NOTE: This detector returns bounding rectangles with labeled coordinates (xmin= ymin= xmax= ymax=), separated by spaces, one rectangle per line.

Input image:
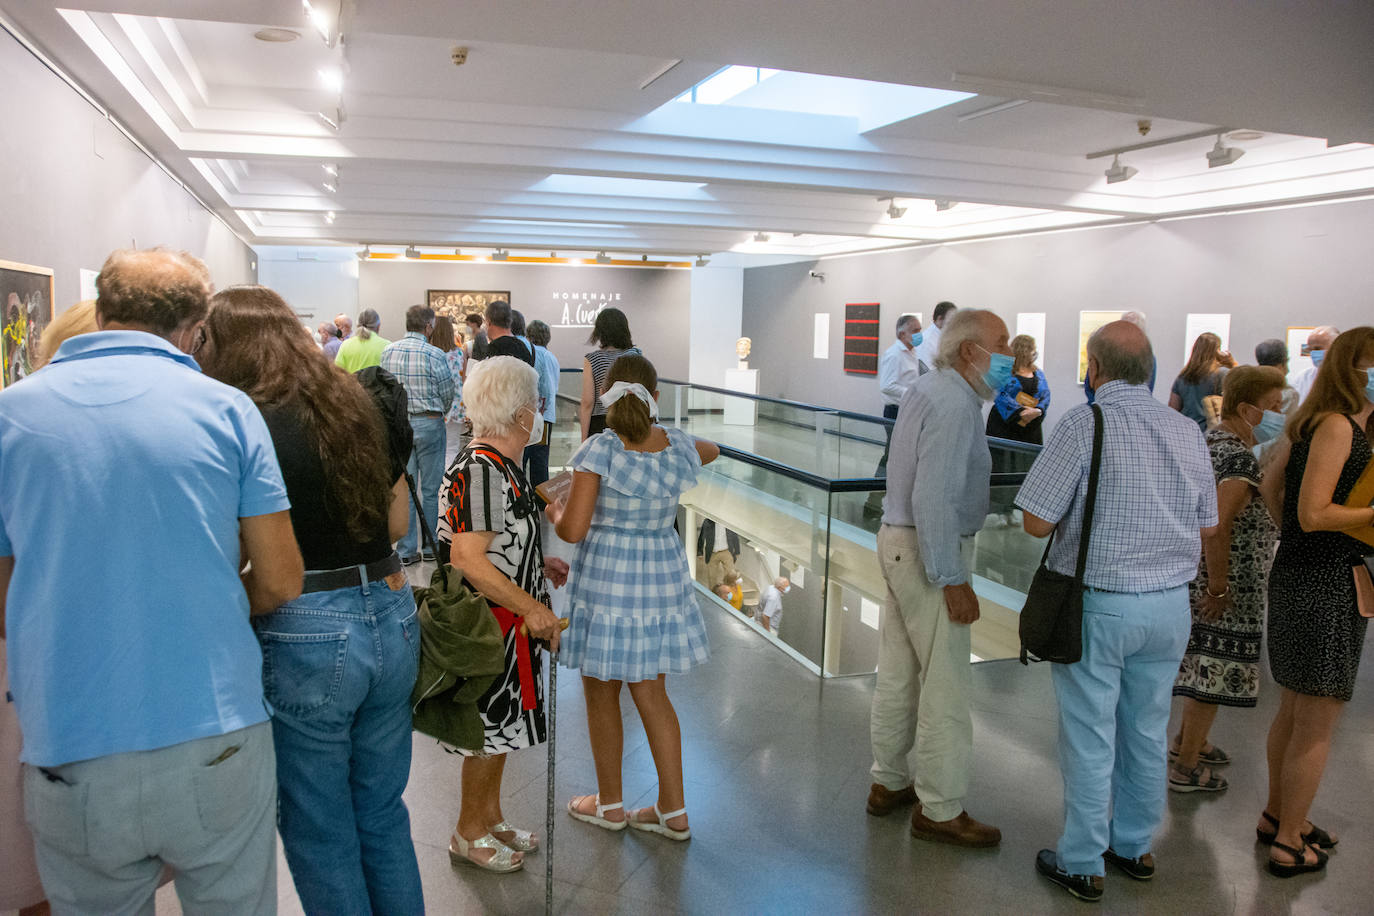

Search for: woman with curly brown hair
xmin=199 ymin=286 xmax=423 ymax=912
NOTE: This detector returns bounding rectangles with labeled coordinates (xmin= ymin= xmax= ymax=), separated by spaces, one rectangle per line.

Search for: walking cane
xmin=544 ymin=644 xmax=557 ymax=916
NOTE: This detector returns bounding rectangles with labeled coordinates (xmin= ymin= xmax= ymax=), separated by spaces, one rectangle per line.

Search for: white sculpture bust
xmin=736 ymin=336 xmax=752 ymax=369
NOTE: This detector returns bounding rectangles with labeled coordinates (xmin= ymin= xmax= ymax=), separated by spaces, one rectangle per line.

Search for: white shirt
xmin=914 ymin=323 xmax=942 ymax=370
xmin=1289 ymin=365 xmax=1318 ymax=403
xmin=760 ymin=585 xmax=784 ymax=631
xmin=713 ymin=527 xmax=731 ymax=555
xmin=878 ymin=339 xmax=923 ymax=407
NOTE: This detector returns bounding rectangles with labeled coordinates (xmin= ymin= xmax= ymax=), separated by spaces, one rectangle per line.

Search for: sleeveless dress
xmin=437 ymin=443 xmax=548 ymax=753
xmin=1266 ymin=417 xmax=1372 ymax=701
xmin=1173 ymin=428 xmax=1278 ymax=706
xmin=560 ymin=427 xmax=710 ymax=682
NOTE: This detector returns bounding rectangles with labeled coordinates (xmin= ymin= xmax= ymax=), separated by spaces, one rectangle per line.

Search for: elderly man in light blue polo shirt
xmin=0 ymin=248 xmax=303 ymax=915
xmin=1018 ymin=320 xmax=1216 ymax=902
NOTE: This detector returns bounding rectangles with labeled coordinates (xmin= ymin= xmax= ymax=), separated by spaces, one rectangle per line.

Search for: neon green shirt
xmin=334 ymin=332 xmax=390 ymax=372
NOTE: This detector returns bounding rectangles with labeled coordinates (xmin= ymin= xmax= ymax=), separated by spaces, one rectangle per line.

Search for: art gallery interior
xmin=1 ymin=0 xmax=1372 ymax=913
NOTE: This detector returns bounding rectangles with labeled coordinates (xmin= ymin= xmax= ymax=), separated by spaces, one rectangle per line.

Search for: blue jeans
xmin=1052 ymin=586 xmax=1190 ymax=876
xmin=254 ymin=575 xmax=424 ymax=916
xmin=399 ymin=414 xmax=447 ymax=558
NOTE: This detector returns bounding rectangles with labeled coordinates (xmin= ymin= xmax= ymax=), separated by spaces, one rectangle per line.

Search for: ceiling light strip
xmin=1086 ymin=127 xmax=1235 ymax=160
xmin=0 ymin=10 xmax=253 ymax=249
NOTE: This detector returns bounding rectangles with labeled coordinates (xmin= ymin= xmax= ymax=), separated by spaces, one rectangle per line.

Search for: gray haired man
xmin=866 ymin=308 xmax=1011 ymax=849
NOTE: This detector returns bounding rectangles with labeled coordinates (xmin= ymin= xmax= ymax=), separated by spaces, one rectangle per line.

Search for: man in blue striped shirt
xmin=381 ymin=304 xmax=455 ymax=564
xmin=1017 ymin=320 xmax=1217 ymax=901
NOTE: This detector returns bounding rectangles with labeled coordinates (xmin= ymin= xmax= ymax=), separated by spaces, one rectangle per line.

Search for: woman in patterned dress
xmin=437 ymin=356 xmax=569 ymax=874
xmin=550 ymin=354 xmax=718 ymax=840
xmin=1169 ymin=367 xmax=1286 ymax=792
xmin=427 ymin=315 xmax=466 ymax=425
xmin=1256 ymin=327 xmax=1374 ymax=878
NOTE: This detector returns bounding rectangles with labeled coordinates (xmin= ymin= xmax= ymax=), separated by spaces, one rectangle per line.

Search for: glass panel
xmin=833 ymin=413 xmax=891 ymax=480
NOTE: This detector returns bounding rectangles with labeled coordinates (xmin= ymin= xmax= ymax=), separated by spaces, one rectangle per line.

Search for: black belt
xmin=412 ymin=410 xmax=443 ymax=418
xmin=301 ymin=553 xmax=403 ymax=594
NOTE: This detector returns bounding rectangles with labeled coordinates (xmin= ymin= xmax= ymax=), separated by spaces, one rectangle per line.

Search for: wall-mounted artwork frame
xmin=1077 ymin=310 xmax=1123 ymax=383
xmin=1 ymin=259 xmax=56 ymax=389
xmin=426 ymin=289 xmax=511 ymax=323
xmin=843 ymin=302 xmax=880 ymax=375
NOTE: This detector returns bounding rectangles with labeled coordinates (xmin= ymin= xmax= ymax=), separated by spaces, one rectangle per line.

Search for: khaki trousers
xmin=706 ymin=550 xmax=739 ymax=590
xmin=868 ymin=524 xmax=973 ymax=822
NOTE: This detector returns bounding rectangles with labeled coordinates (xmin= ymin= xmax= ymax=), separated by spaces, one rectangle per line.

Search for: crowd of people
xmin=1 ymin=244 xmax=1370 ymax=913
xmin=868 ymin=306 xmax=1373 ymax=901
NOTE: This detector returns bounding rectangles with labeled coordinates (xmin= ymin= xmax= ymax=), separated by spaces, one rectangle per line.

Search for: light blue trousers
xmin=1052 ymin=586 xmax=1190 ymax=876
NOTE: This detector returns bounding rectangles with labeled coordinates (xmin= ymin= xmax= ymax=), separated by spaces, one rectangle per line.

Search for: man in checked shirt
xmin=1017 ymin=320 xmax=1217 ymax=902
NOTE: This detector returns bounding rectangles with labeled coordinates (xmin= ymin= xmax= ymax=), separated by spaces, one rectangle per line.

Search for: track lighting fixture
xmin=1104 ymin=155 xmax=1138 ymax=184
xmin=322 ymin=180 xmax=336 ymax=193
xmin=491 ymin=250 xmax=508 ymax=261
xmin=1205 ymin=134 xmax=1245 ymax=168
xmin=315 ymin=110 xmax=340 ymax=131
xmin=404 ymin=245 xmax=421 ymax=259
xmin=753 ymin=232 xmax=771 ymax=242
xmin=322 ymin=163 xmax=338 ymax=178
xmin=301 ymin=0 xmax=333 ymax=45
xmin=695 ymin=255 xmax=709 ymax=267
xmin=934 ymin=199 xmax=958 ymax=212
xmin=357 ymin=245 xmax=370 ymax=260
xmin=884 ymin=199 xmax=907 ymax=219
xmin=324 ymin=211 xmax=335 ymax=223
xmin=595 ymin=251 xmax=612 ymax=264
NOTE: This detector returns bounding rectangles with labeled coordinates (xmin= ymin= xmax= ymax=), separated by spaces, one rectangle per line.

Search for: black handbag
xmin=1019 ymin=404 xmax=1104 ymax=665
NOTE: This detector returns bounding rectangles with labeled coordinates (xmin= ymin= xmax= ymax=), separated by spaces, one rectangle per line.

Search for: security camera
xmin=451 ymin=46 xmax=469 ymax=66
xmin=809 ymin=270 xmax=826 ymax=281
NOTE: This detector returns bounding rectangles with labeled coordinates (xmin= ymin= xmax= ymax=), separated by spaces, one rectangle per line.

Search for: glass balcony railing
xmin=551 ymin=368 xmax=1045 ymax=676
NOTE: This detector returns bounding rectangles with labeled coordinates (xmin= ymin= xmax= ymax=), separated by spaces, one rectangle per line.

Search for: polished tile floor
xmin=154 ymin=589 xmax=1372 ymax=915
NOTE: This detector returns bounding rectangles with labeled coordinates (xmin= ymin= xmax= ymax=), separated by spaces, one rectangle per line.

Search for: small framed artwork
xmin=427 ymin=290 xmax=511 ymax=322
xmin=0 ymin=259 xmax=56 ymax=389
xmin=843 ymin=302 xmax=880 ymax=375
xmin=1077 ymin=310 xmax=1122 ymax=383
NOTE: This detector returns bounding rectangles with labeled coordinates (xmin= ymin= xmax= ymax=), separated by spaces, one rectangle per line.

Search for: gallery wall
xmin=742 ymin=197 xmax=1374 ymax=430
xmin=0 ymin=31 xmax=255 ymax=310
xmin=356 ymin=259 xmax=695 ymax=378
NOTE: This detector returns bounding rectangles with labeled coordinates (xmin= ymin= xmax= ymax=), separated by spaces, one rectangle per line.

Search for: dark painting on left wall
xmin=0 ymin=260 xmax=55 ymax=389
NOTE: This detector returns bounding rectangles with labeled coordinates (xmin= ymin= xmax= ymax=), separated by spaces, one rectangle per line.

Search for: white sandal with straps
xmin=628 ymin=803 xmax=691 ymax=841
xmin=490 ymin=820 xmax=539 ymax=853
xmin=449 ymin=832 xmax=524 ymax=873
xmin=567 ymin=794 xmax=628 ymax=832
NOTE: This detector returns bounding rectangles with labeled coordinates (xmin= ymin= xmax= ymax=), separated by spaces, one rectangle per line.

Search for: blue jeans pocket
xmin=259 ymin=630 xmax=349 ymax=718
xmin=23 ymin=765 xmax=88 ymax=856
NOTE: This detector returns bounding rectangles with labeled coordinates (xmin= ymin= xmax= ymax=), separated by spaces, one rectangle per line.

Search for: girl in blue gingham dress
xmin=552 ymin=353 xmax=718 ymax=840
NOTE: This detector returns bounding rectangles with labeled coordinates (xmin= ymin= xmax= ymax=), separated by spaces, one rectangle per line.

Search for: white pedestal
xmin=723 ymin=368 xmax=758 ymax=425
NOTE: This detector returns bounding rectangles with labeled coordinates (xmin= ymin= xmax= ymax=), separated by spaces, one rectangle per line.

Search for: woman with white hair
xmin=436 ymin=356 xmax=569 ymax=873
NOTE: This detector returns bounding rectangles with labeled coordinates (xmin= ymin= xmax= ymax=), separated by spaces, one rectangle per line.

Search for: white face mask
xmin=519 ymin=406 xmax=544 ymax=446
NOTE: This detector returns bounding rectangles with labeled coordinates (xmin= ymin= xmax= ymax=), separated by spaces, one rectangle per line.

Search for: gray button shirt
xmin=881 ymin=367 xmax=991 ymax=586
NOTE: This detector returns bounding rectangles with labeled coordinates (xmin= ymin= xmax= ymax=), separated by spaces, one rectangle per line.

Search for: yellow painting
xmin=1077 ymin=310 xmax=1123 ymax=383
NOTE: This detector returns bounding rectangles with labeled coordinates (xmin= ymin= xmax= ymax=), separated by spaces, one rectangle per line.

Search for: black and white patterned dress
xmin=1267 ymin=417 xmax=1372 ymax=701
xmin=437 ymin=443 xmax=548 ymax=754
xmin=1174 ymin=428 xmax=1277 ymax=706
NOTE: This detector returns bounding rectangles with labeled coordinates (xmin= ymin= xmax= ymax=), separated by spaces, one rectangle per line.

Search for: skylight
xmin=670 ymin=66 xmax=974 ymax=132
xmin=531 ymin=174 xmax=708 ymax=198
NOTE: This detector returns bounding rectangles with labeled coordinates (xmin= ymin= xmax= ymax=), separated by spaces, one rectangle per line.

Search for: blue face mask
xmin=908 ymin=331 xmax=924 ymax=349
xmin=976 ymin=345 xmax=1015 ymax=393
xmin=1252 ymin=409 xmax=1286 ymax=445
xmin=1310 ymin=349 xmax=1326 ymax=368
xmin=1365 ymin=367 xmax=1374 ymax=405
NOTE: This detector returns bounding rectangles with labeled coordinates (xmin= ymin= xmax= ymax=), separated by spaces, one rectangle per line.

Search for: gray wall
xmin=357 ymin=260 xmax=692 ymax=378
xmin=0 ymin=30 xmax=255 ymax=308
xmin=743 ymin=198 xmax=1374 ymax=431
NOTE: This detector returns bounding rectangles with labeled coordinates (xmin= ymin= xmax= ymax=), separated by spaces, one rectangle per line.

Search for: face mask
xmin=1365 ymin=367 xmax=1374 ymax=405
xmin=518 ymin=407 xmax=543 ymax=446
xmin=976 ymin=344 xmax=1015 ymax=393
xmin=908 ymin=332 xmax=923 ymax=349
xmin=1252 ymin=409 xmax=1285 ymax=445
xmin=1310 ymin=349 xmax=1325 ymax=368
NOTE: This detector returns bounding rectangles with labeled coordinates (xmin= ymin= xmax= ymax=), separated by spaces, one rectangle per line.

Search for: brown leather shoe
xmin=910 ymin=810 xmax=1001 ymax=848
xmin=866 ymin=783 xmax=918 ymax=817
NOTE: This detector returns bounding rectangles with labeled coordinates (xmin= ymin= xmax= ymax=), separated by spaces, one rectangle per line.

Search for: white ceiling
xmin=3 ymin=0 xmax=1373 ymax=261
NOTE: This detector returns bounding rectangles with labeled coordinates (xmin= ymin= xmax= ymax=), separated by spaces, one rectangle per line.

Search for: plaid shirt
xmin=1015 ymin=380 xmax=1218 ymax=592
xmin=380 ymin=332 xmax=455 ymax=415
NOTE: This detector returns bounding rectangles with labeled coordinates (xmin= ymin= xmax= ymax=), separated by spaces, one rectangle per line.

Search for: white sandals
xmin=449 ymin=832 xmax=524 ymax=873
xmin=490 ymin=820 xmax=539 ymax=853
xmin=567 ymin=794 xmax=628 ymax=832
xmin=628 ymin=803 xmax=691 ymax=841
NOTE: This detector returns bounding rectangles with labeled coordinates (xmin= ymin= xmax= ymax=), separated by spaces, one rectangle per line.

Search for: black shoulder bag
xmin=1018 ymin=404 xmax=1103 ymax=665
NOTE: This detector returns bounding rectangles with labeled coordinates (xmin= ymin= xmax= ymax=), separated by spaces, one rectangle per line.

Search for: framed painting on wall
xmin=1 ymin=259 xmax=56 ymax=389
xmin=426 ymin=289 xmax=511 ymax=323
xmin=843 ymin=302 xmax=880 ymax=375
xmin=1077 ymin=310 xmax=1123 ymax=383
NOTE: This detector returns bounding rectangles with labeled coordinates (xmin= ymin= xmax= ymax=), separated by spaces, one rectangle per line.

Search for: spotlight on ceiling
xmin=404 ymin=245 xmax=421 ymax=259
xmin=324 ymin=211 xmax=335 ymax=223
xmin=1206 ymin=134 xmax=1245 ymax=168
xmin=753 ymin=232 xmax=771 ymax=242
xmin=315 ymin=110 xmax=340 ymax=131
xmin=491 ymin=249 xmax=509 ymax=261
xmin=883 ymin=198 xmax=907 ymax=219
xmin=317 ymin=67 xmax=343 ymax=93
xmin=595 ymin=251 xmax=612 ymax=264
xmin=357 ymin=245 xmax=370 ymax=260
xmin=695 ymin=255 xmax=709 ymax=267
xmin=322 ymin=180 xmax=337 ymax=193
xmin=1104 ymin=155 xmax=1138 ymax=184
xmin=934 ymin=199 xmax=958 ymax=212
xmin=322 ymin=163 xmax=338 ymax=178
xmin=301 ymin=0 xmax=331 ymax=44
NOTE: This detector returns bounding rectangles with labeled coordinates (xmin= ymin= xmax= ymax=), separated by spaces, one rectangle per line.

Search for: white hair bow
xmin=599 ymin=381 xmax=658 ymax=418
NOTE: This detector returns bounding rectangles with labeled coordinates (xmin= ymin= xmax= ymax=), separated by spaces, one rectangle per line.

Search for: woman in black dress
xmin=1258 ymin=326 xmax=1374 ymax=878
